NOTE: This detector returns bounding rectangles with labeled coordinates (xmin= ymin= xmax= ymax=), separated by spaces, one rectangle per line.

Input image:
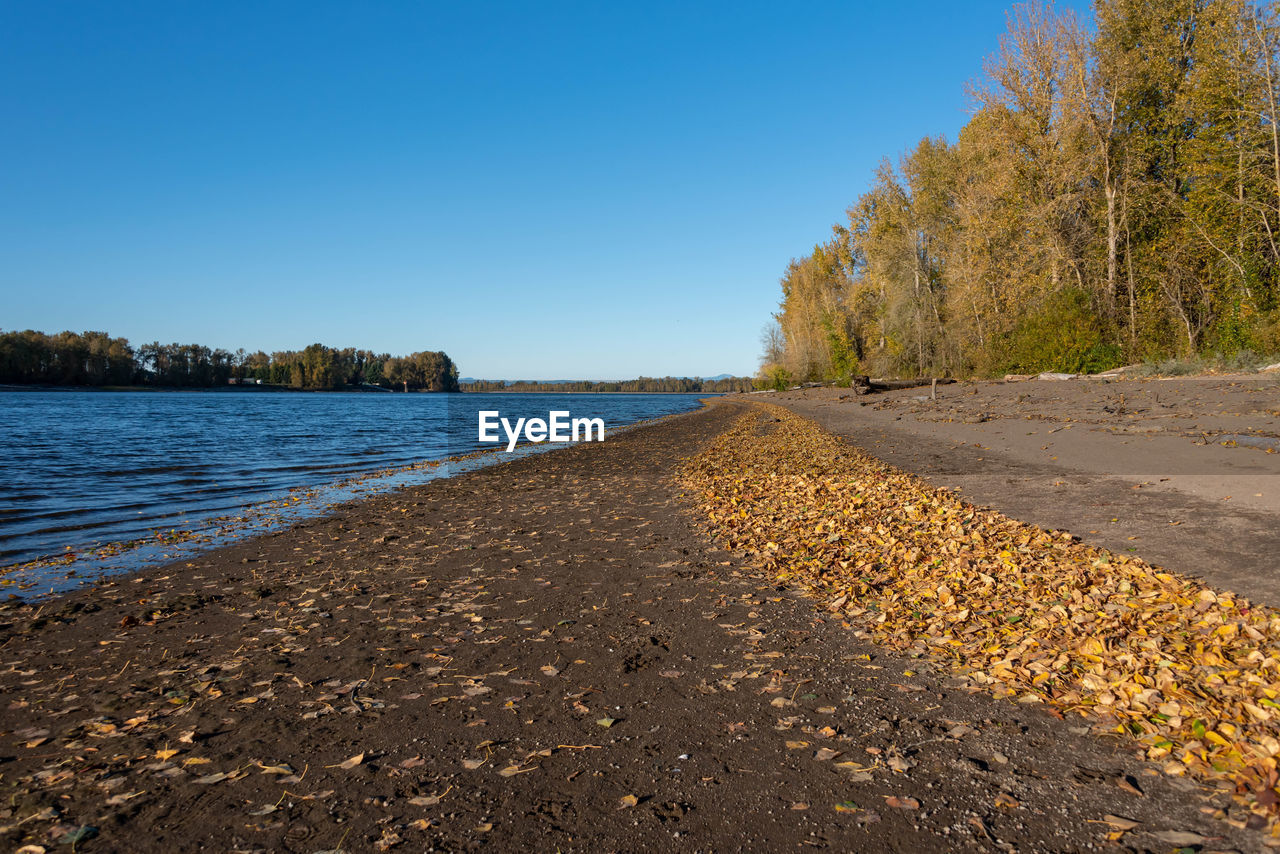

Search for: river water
xmin=0 ymin=390 xmax=709 ymax=589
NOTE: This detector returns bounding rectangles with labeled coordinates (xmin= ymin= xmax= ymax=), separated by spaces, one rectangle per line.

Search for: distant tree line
xmin=764 ymin=0 xmax=1280 ymax=388
xmin=461 ymin=376 xmax=754 ymax=393
xmin=0 ymin=329 xmax=460 ymax=391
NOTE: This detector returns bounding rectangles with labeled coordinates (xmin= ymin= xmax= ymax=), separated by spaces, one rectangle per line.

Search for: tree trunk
xmin=1260 ymin=14 xmax=1280 ymax=214
xmin=1105 ymin=179 xmax=1119 ymax=311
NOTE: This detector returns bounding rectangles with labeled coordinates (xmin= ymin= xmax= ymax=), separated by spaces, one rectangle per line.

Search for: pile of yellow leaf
xmin=681 ymin=404 xmax=1280 ymax=825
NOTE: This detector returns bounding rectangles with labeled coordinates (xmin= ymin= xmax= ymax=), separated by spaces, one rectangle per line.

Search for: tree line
xmin=0 ymin=329 xmax=460 ymax=391
xmin=461 ymin=376 xmax=755 ymax=393
xmin=763 ymin=0 xmax=1280 ymax=388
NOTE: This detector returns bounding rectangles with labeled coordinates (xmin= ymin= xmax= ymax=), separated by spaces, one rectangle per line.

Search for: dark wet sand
xmin=0 ymin=401 xmax=1261 ymax=852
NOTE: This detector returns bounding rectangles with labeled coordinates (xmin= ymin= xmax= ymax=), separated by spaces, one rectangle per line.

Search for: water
xmin=0 ymin=390 xmax=709 ymax=588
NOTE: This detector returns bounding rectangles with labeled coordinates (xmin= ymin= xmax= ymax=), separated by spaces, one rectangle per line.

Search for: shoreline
xmin=2 ymin=417 xmax=689 ymax=596
xmin=0 ymin=384 xmax=432 ymax=393
xmin=1 ymin=385 xmax=725 ymax=395
xmin=1 ymin=398 xmax=708 ymax=593
xmin=0 ymin=401 xmax=1259 ymax=851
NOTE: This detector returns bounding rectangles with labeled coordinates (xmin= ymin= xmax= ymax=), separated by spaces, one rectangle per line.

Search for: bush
xmin=756 ymin=364 xmax=793 ymax=391
xmin=1138 ymin=350 xmax=1278 ymax=376
xmin=1000 ymin=289 xmax=1123 ymax=375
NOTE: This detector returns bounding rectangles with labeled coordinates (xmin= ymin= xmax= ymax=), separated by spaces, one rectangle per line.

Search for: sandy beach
xmin=0 ymin=400 xmax=1267 ymax=851
xmin=755 ymin=375 xmax=1280 ymax=605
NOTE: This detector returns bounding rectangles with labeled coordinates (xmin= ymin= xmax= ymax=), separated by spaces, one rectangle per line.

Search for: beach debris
xmin=499 ymin=764 xmax=535 ymax=776
xmin=1100 ymin=814 xmax=1141 ymax=831
xmin=1151 ymin=829 xmax=1211 ymax=846
xmin=59 ymin=826 xmax=98 ymax=845
xmin=333 ymin=752 xmax=364 ymax=770
xmin=256 ymin=762 xmax=295 ymax=775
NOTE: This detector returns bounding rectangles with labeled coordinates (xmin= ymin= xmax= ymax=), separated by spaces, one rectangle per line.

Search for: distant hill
xmin=460 ymin=375 xmax=755 ymax=393
xmin=458 ymin=378 xmax=574 ymax=385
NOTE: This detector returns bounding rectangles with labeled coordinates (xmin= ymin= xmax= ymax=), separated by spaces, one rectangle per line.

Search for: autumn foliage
xmin=683 ymin=404 xmax=1280 ymax=829
xmin=765 ymin=0 xmax=1280 ymax=383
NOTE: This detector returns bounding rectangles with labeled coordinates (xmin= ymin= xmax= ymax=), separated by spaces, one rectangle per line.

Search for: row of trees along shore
xmin=764 ymin=0 xmax=1280 ymax=388
xmin=461 ymin=377 xmax=755 ymax=393
xmin=0 ymin=329 xmax=460 ymax=391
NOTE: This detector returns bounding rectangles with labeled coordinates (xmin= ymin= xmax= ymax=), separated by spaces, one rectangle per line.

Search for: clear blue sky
xmin=1 ymin=1 xmax=1051 ymax=380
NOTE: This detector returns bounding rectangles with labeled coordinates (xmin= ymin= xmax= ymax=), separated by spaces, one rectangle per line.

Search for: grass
xmin=1132 ymin=350 xmax=1280 ymax=377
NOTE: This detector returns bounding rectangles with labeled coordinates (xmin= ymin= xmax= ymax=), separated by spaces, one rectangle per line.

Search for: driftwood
xmin=851 ymin=375 xmax=955 ymax=395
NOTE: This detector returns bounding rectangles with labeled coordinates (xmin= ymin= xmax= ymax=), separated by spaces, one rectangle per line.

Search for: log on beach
xmin=852 ymin=375 xmax=955 ymax=394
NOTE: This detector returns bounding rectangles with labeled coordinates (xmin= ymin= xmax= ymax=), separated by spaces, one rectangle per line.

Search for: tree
xmin=766 ymin=0 xmax=1280 ymax=378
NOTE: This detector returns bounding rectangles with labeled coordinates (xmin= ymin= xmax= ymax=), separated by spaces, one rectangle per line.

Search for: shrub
xmin=1000 ymin=289 xmax=1123 ymax=375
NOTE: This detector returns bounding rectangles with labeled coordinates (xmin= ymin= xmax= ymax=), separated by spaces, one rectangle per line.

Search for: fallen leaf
xmin=59 ymin=828 xmax=97 ymax=846
xmin=499 ymin=764 xmax=535 ymax=776
xmin=887 ymin=755 xmax=915 ymax=773
xmin=194 ymin=772 xmax=227 ymax=785
xmin=258 ymin=763 xmax=295 ymax=775
xmin=1116 ymin=775 xmax=1144 ymax=796
xmin=1099 ymin=814 xmax=1140 ymax=831
xmin=334 ymin=752 xmax=364 ymax=770
xmin=1151 ymin=830 xmax=1208 ymax=846
xmin=374 ymin=829 xmax=402 ymax=851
